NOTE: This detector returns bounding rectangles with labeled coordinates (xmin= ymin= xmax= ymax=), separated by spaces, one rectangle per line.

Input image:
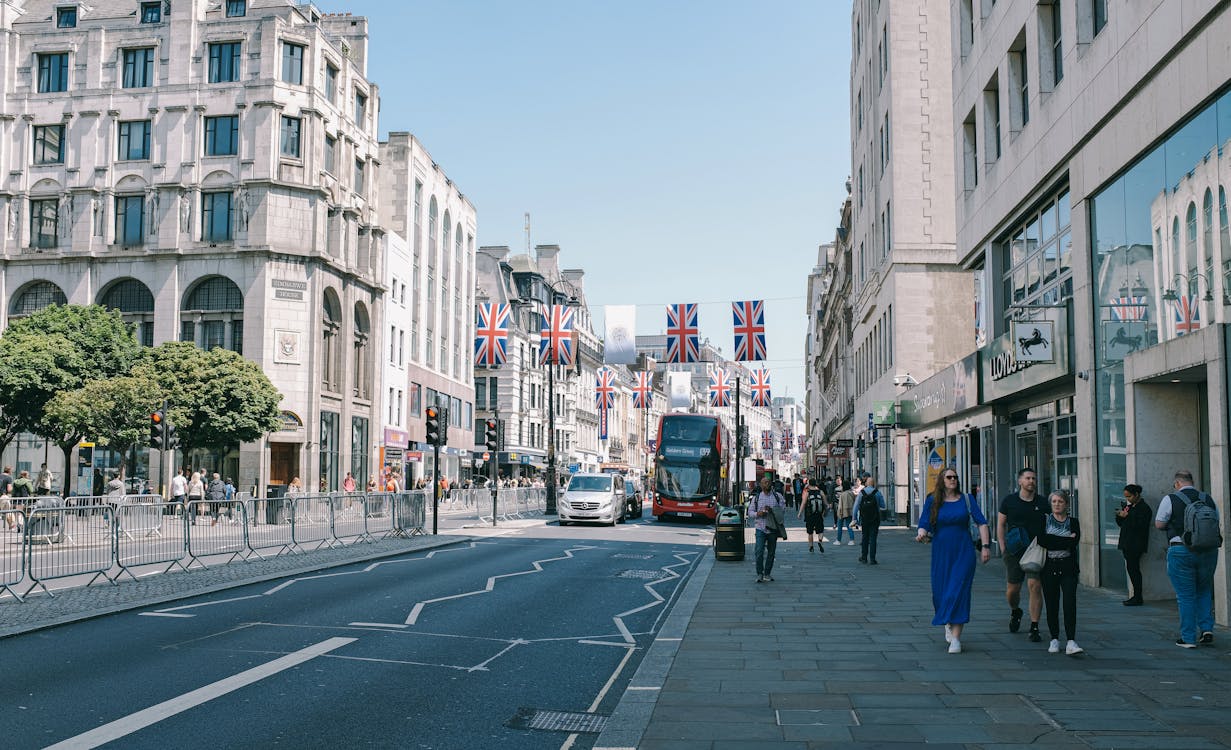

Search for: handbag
xmin=1019 ymin=538 xmax=1045 ymax=573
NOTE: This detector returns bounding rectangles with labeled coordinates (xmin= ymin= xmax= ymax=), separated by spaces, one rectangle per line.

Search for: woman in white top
xmin=187 ymin=471 xmax=205 ymax=522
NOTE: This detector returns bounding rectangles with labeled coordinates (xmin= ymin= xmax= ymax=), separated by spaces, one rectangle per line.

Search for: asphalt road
xmin=2 ymin=513 xmax=714 ymax=750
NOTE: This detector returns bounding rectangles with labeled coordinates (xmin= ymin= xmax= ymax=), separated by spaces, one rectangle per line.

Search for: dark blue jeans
xmin=755 ymin=528 xmax=779 ymax=576
xmin=860 ymin=525 xmax=880 ymax=561
xmin=1167 ymin=544 xmax=1217 ymax=644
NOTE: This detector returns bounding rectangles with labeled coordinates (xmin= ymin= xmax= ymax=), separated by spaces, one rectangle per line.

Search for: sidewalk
xmin=599 ymin=521 xmax=1231 ymax=749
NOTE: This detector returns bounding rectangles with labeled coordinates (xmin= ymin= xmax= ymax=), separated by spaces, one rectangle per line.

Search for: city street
xmin=2 ymin=512 xmax=711 ymax=750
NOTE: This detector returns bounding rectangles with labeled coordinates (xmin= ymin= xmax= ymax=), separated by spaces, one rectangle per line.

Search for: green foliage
xmin=43 ymin=376 xmax=164 ymax=475
xmin=135 ymin=342 xmax=283 ymax=451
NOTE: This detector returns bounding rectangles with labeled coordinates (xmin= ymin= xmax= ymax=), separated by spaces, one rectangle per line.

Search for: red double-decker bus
xmin=652 ymin=413 xmax=730 ymax=522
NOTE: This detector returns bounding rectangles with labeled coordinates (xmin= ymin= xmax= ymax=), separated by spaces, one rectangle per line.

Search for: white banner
xmin=668 ymin=371 xmax=692 ymax=409
xmin=603 ymin=305 xmax=637 ymax=363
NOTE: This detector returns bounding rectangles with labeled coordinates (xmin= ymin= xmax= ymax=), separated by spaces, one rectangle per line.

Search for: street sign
xmin=835 ymin=438 xmax=854 ymax=448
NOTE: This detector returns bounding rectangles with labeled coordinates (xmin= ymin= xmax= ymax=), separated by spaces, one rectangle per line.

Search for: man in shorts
xmin=997 ymin=467 xmax=1049 ymax=642
xmin=798 ymin=478 xmax=828 ymax=553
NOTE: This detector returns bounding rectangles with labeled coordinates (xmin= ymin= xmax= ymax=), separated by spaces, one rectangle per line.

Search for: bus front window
xmin=656 ymin=463 xmax=717 ymax=499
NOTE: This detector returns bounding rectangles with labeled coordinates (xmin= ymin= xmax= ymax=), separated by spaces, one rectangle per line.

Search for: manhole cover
xmin=616 ymin=569 xmax=672 ymax=580
xmin=611 ymin=553 xmax=653 ymax=559
xmin=507 ymin=708 xmax=608 ymax=733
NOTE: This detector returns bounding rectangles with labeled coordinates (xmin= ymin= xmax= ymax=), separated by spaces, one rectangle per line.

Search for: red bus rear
xmin=652 ymin=413 xmax=729 ymax=522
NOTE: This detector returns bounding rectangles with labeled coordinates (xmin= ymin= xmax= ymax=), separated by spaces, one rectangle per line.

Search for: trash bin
xmin=265 ymin=484 xmax=289 ymax=524
xmin=713 ymin=506 xmax=745 ymax=561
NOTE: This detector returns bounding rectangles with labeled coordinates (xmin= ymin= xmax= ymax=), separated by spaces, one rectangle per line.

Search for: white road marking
xmin=404 ymin=545 xmax=596 ymax=625
xmin=348 ymin=622 xmax=408 ymax=629
xmin=578 ymin=640 xmax=640 ymax=647
xmin=44 ymin=637 xmax=356 ymax=750
xmin=627 ymin=686 xmax=661 ymax=691
xmin=138 ymin=612 xmax=194 ymax=619
xmin=147 ymin=595 xmax=262 ymax=614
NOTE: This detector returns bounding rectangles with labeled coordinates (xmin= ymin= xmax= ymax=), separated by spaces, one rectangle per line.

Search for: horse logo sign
xmin=1010 ymin=320 xmax=1055 ymax=363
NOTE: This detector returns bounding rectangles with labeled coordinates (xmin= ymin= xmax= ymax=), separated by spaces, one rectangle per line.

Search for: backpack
xmin=1004 ymin=525 xmax=1031 ymax=556
xmin=1176 ymin=489 xmax=1223 ymax=551
xmin=858 ymin=490 xmax=880 ymax=525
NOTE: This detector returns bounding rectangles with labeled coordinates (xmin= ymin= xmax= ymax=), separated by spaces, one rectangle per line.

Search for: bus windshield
xmin=568 ymin=475 xmax=612 ymax=492
xmin=656 ymin=460 xmax=719 ymax=500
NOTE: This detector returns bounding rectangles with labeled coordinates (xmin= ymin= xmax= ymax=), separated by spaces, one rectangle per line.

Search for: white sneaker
xmin=1066 ymin=640 xmax=1083 ymax=655
xmin=944 ymin=624 xmax=953 ymax=644
xmin=948 ymin=638 xmax=962 ymax=654
xmin=821 ymin=536 xmax=830 ymax=542
xmin=1048 ymin=639 xmax=1060 ymax=653
xmin=847 ymin=540 xmax=856 ymax=546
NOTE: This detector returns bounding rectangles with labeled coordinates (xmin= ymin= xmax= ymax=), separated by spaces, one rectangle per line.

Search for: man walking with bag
xmin=798 ymin=478 xmax=828 ymax=553
xmin=749 ymin=474 xmax=786 ymax=583
xmin=854 ymin=471 xmax=885 ymax=564
xmin=1155 ymin=469 xmax=1222 ymax=648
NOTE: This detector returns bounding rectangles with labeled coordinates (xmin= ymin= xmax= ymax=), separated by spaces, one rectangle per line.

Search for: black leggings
xmin=1123 ymin=551 xmax=1143 ymax=599
xmin=1042 ymin=562 xmax=1078 ymax=640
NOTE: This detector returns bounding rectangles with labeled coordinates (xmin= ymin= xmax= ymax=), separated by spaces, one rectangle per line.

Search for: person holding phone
xmin=1115 ymin=483 xmax=1152 ymax=606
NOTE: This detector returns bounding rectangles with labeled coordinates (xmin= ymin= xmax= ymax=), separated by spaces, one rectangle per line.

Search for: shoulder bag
xmin=1019 ymin=537 xmax=1045 ymax=573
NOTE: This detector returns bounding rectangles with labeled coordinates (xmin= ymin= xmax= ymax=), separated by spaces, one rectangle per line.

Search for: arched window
xmin=1186 ymin=202 xmax=1199 ymax=294
xmin=353 ymin=302 xmax=370 ymax=399
xmin=100 ymin=278 xmax=155 ymax=346
xmin=1171 ymin=216 xmax=1181 ymax=279
xmin=181 ymin=276 xmax=243 ymax=353
xmin=442 ymin=210 xmax=451 ymax=270
xmin=321 ymin=289 xmax=342 ymax=392
xmin=427 ymin=197 xmax=438 ymax=312
xmin=1221 ymin=186 xmax=1229 ymax=266
xmin=10 ymin=280 xmax=66 ymax=318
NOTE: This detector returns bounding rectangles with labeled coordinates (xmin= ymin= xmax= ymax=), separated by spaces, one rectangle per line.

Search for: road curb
xmin=0 ymin=535 xmax=470 ymax=640
xmin=594 ymin=545 xmax=716 ymax=750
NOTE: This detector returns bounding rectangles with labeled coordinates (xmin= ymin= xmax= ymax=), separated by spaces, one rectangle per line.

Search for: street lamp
xmin=1161 ymin=273 xmax=1214 ymax=303
xmin=518 ymin=292 xmax=579 ymax=515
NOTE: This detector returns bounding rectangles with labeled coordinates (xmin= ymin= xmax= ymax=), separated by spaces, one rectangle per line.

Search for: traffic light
xmin=484 ymin=420 xmax=498 ymax=453
xmin=149 ymin=411 xmax=165 ymax=450
xmin=165 ymin=421 xmax=180 ymax=451
xmin=425 ymin=406 xmax=440 ymax=446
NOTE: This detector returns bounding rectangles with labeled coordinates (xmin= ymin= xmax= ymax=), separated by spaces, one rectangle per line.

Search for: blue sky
xmin=351 ymin=0 xmax=852 ymax=401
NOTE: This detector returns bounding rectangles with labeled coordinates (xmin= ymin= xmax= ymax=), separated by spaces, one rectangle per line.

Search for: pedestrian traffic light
xmin=425 ymin=406 xmax=440 ymax=446
xmin=149 ymin=410 xmax=165 ymax=450
xmin=165 ymin=421 xmax=180 ymax=451
xmin=485 ymin=420 xmax=498 ymax=453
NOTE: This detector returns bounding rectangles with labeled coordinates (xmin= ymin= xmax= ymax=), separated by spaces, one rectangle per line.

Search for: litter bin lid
xmin=717 ymin=508 xmax=742 ymax=523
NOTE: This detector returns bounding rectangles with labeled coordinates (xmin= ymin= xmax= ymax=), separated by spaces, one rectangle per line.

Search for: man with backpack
xmin=853 ymin=470 xmax=885 ymax=564
xmin=1154 ymin=469 xmax=1222 ymax=648
xmin=748 ymin=474 xmax=787 ymax=583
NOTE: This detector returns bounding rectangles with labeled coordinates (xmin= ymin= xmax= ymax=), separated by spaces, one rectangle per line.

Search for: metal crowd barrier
xmin=116 ymin=500 xmax=189 ymax=582
xmin=292 ymin=493 xmax=335 ymax=551
xmin=185 ymin=499 xmax=249 ymax=568
xmin=2 ymin=508 xmax=25 ymax=601
xmin=24 ymin=499 xmax=117 ymax=597
xmin=391 ymin=491 xmax=427 ymax=536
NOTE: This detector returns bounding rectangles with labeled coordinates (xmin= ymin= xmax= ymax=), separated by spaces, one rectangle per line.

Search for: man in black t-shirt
xmin=997 ymin=468 xmax=1049 ymax=641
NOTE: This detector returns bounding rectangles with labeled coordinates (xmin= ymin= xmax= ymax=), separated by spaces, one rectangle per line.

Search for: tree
xmin=0 ymin=305 xmax=141 ymax=495
xmin=43 ymin=377 xmax=165 ymax=480
xmin=134 ymin=343 xmax=283 ymax=454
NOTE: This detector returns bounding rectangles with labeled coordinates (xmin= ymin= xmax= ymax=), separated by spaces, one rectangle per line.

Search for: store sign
xmin=1010 ymin=320 xmax=1056 ymax=363
xmin=271 ymin=278 xmax=307 ymax=301
xmin=383 ymin=427 xmax=408 ymax=448
xmin=279 ymin=410 xmax=304 ymax=431
xmin=983 ymin=312 xmax=1070 ymax=401
xmin=872 ymin=401 xmax=896 ymax=426
xmin=899 ymin=352 xmax=979 ymax=426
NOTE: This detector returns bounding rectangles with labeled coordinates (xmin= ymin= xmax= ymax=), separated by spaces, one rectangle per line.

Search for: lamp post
xmin=519 ymin=292 xmax=578 ymax=515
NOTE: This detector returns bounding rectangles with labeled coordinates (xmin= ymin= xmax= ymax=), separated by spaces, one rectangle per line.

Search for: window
xmin=56 ymin=7 xmax=77 ymax=27
xmin=226 ymin=0 xmax=247 ymax=17
xmin=1092 ymin=0 xmax=1107 ymax=35
xmin=281 ymin=41 xmax=304 ymax=85
xmin=984 ymin=75 xmax=1001 ymax=161
xmin=1000 ymin=187 xmax=1072 ymax=328
xmin=140 ymin=1 xmax=161 ymax=23
xmin=201 ymin=191 xmax=233 ymax=241
xmin=319 ymin=411 xmax=339 ymax=491
xmin=351 ymin=416 xmax=369 ymax=484
xmin=879 ymin=113 xmax=889 ymax=173
xmin=856 ymin=89 xmax=862 ymax=133
xmin=117 ymin=120 xmax=151 ymax=160
xmin=1049 ymin=2 xmax=1063 ymax=85
xmin=878 ymin=24 xmax=888 ymax=85
xmin=33 ymin=124 xmax=65 ymax=165
xmin=1010 ymin=39 xmax=1029 ymax=128
xmin=122 ymin=47 xmax=154 ymax=88
xmin=204 ymin=115 xmax=238 ymax=156
xmin=322 ymin=292 xmax=342 ymax=391
xmin=959 ymin=0 xmax=974 ymax=57
xmin=280 ymin=116 xmax=301 ymax=158
xmin=11 ymin=282 xmax=67 ymax=317
xmin=962 ymin=108 xmax=978 ymax=191
xmin=398 ymin=329 xmax=404 ymax=366
xmin=37 ymin=53 xmax=69 ymax=93
xmin=115 ymin=195 xmax=144 ymax=245
xmin=324 ymin=135 xmax=336 ymax=173
xmin=1039 ymin=2 xmax=1061 ymax=89
xmin=354 ymin=90 xmax=367 ymax=126
xmin=354 ymin=303 xmax=371 ymax=399
xmin=325 ymin=63 xmax=338 ymax=102
xmin=30 ymin=199 xmax=58 ymax=249
xmin=100 ymin=279 xmax=155 ymax=347
xmin=353 ymin=159 xmax=364 ymax=192
xmin=208 ymin=42 xmax=241 ymax=83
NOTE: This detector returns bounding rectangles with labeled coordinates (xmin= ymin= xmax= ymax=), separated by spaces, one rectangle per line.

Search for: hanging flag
xmin=595 ymin=367 xmax=616 ymax=410
xmin=665 ymin=303 xmax=700 ymax=363
xmin=668 ymin=371 xmax=691 ymax=409
xmin=732 ymin=300 xmax=767 ymax=361
xmin=633 ymin=371 xmax=653 ymax=409
xmin=1110 ymin=295 xmax=1148 ymax=322
xmin=473 ymin=303 xmax=510 ymax=367
xmin=599 ymin=406 xmax=609 ymax=442
xmin=798 ymin=435 xmax=807 ymax=453
xmin=538 ymin=304 xmax=575 ymax=365
xmin=1173 ymin=294 xmax=1201 ymax=335
xmin=708 ymin=366 xmax=731 ymax=408
xmin=603 ymin=304 xmax=637 ymax=363
xmin=749 ymin=367 xmax=772 ymax=407
xmin=761 ymin=430 xmax=772 ymax=451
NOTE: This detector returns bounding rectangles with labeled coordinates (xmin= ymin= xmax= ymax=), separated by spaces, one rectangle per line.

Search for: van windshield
xmin=568 ymin=476 xmax=612 ymax=492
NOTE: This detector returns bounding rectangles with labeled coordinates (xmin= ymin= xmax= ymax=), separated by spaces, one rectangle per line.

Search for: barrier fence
xmin=0 ymin=491 xmax=430 ymax=602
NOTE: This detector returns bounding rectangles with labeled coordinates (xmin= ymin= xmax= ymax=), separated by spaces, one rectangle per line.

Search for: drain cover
xmin=508 ymin=708 xmax=608 ymax=733
xmin=616 ymin=569 xmax=672 ymax=580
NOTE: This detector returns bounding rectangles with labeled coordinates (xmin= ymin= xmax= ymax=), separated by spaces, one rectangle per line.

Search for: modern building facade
xmin=942 ymin=0 xmax=1231 ymax=617
xmin=0 ymin=0 xmax=384 ymax=493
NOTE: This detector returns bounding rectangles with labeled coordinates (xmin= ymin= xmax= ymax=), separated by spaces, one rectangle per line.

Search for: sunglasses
xmin=943 ymin=475 xmax=958 ymax=480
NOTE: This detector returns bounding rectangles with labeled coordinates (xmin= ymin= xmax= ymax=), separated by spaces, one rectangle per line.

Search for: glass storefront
xmin=1089 ymin=86 xmax=1231 ymax=589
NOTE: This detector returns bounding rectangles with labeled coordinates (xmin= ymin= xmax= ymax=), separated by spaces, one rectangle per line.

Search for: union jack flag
xmin=781 ymin=434 xmax=791 ymax=452
xmin=665 ymin=303 xmax=700 ymax=363
xmin=633 ymin=371 xmax=652 ymax=409
xmin=1173 ymin=293 xmax=1201 ymax=335
xmin=1110 ymin=296 xmax=1148 ymax=322
xmin=538 ymin=305 xmax=575 ymax=365
xmin=732 ymin=300 xmax=767 ymax=361
xmin=473 ymin=303 xmax=510 ymax=366
xmin=595 ymin=367 xmax=616 ymax=411
xmin=797 ymin=435 xmax=807 ymax=452
xmin=749 ymin=367 xmax=772 ymax=407
xmin=761 ymin=430 xmax=772 ymax=450
xmin=708 ymin=366 xmax=731 ymax=408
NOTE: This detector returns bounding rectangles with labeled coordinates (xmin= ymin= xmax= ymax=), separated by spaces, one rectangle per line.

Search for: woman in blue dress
xmin=916 ymin=469 xmax=991 ymax=653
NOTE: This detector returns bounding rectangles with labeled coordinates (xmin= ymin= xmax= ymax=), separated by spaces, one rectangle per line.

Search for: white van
xmin=559 ymin=473 xmax=626 ymax=526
